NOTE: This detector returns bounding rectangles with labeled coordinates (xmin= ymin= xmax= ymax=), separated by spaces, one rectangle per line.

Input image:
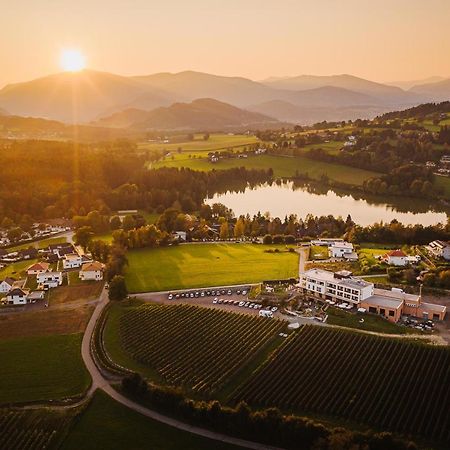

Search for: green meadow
xmin=125 ymin=243 xmax=299 ymax=292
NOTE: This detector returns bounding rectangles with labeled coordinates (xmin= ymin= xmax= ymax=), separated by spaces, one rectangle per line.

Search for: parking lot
xmin=134 ymin=286 xmax=280 ymax=317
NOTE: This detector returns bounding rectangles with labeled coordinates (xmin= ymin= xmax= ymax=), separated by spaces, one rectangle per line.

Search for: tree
xmin=108 ymin=275 xmax=128 ymax=301
xmin=219 ymin=221 xmax=229 ymax=240
xmin=122 ymin=215 xmax=136 ymax=231
xmin=263 ymin=234 xmax=273 ymax=245
xmin=110 ymin=215 xmax=122 ymax=230
xmin=234 ymin=218 xmax=245 ymax=239
xmin=74 ymin=226 xmax=94 ymax=250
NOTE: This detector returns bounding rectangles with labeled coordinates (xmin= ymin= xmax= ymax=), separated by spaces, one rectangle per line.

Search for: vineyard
xmin=0 ymin=408 xmax=71 ymax=450
xmin=232 ymin=325 xmax=450 ymax=444
xmin=119 ymin=304 xmax=285 ymax=394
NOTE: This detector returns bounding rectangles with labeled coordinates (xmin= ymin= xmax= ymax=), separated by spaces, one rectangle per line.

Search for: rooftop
xmin=302 ymin=268 xmax=372 ymax=290
xmin=374 ymin=288 xmax=419 ymax=302
xmin=363 ymin=294 xmax=403 ymax=310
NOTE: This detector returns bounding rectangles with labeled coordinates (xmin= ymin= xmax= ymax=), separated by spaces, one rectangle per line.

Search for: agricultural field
xmin=0 ymin=408 xmax=72 ymax=450
xmin=0 ymin=333 xmax=90 ymax=403
xmin=154 ymin=154 xmax=379 ymax=186
xmin=231 ymin=325 xmax=450 ymax=445
xmin=61 ymin=391 xmax=240 ymax=450
xmin=140 ymin=133 xmax=259 ymax=154
xmin=115 ymin=304 xmax=285 ymax=394
xmin=125 ymin=243 xmax=299 ymax=293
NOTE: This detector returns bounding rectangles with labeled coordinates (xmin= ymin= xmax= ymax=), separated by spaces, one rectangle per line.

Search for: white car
xmin=239 ymin=301 xmax=245 ymax=307
xmin=242 ymin=290 xmax=247 ymax=296
xmin=213 ymin=297 xmax=218 ymax=304
xmin=168 ymin=294 xmax=173 ymax=300
xmin=271 ymin=306 xmax=278 ymax=313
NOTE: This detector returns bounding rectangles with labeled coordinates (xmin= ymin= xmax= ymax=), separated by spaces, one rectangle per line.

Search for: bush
xmin=263 ymin=234 xmax=273 ymax=245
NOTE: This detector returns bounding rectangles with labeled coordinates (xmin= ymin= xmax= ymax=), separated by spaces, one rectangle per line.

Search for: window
xmin=433 ymin=314 xmax=440 ymax=320
xmin=369 ymin=307 xmax=377 ymax=313
xmin=389 ymin=310 xmax=395 ymax=317
xmin=380 ymin=308 xmax=386 ymax=315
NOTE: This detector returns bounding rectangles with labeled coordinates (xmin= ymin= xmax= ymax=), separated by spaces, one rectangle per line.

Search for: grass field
xmin=6 ymin=236 xmax=67 ymax=253
xmin=0 ymin=333 xmax=90 ymax=404
xmin=125 ymin=244 xmax=299 ymax=292
xmin=435 ymin=175 xmax=450 ymax=198
xmin=140 ymin=133 xmax=259 ymax=154
xmin=154 ymin=154 xmax=379 ymax=186
xmin=326 ymin=307 xmax=413 ymax=334
xmin=309 ymin=245 xmax=329 ymax=260
xmin=0 ymin=258 xmax=37 ymax=279
xmin=61 ymin=391 xmax=240 ymax=450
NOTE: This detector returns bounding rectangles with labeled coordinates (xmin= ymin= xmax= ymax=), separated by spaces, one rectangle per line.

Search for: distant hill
xmin=0 ymin=70 xmax=175 ymax=123
xmin=378 ymin=101 xmax=450 ymax=120
xmin=410 ymin=78 xmax=450 ymax=101
xmin=95 ymin=98 xmax=279 ymax=130
xmin=0 ymin=69 xmax=433 ymax=125
xmin=261 ymin=74 xmax=419 ymax=104
xmin=386 ymin=76 xmax=446 ymax=91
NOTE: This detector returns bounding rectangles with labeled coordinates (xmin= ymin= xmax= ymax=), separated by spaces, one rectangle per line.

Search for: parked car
xmin=213 ymin=297 xmax=218 ymax=304
xmin=168 ymin=293 xmax=173 ymax=300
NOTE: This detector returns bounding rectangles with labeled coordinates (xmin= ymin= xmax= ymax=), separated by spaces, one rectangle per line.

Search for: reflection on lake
xmin=206 ymin=181 xmax=449 ymax=226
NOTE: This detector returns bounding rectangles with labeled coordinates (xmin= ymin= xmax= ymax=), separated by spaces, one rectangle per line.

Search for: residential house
xmin=6 ymin=288 xmax=30 ymax=305
xmin=427 ymin=240 xmax=450 ymax=260
xmin=47 ymin=243 xmax=75 ymax=259
xmin=79 ymin=261 xmax=104 ymax=281
xmin=62 ymin=253 xmax=83 ymax=269
xmin=384 ymin=250 xmax=408 ymax=266
xmin=27 ymin=290 xmax=45 ymax=302
xmin=328 ymin=242 xmax=357 ymax=260
xmin=0 ymin=277 xmax=15 ymax=293
xmin=37 ymin=271 xmax=63 ymax=289
xmin=27 ymin=262 xmax=50 ymax=275
xmin=172 ymin=231 xmax=187 ymax=242
xmin=19 ymin=248 xmax=39 ymax=260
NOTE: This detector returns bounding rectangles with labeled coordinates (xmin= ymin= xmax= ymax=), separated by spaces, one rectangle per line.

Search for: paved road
xmin=81 ymin=287 xmax=283 ymax=450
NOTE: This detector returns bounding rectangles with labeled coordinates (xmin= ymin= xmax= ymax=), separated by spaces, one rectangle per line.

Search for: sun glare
xmin=60 ymin=49 xmax=86 ymax=72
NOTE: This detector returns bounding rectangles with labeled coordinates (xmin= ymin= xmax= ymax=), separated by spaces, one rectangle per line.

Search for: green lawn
xmin=435 ymin=175 xmax=450 ymax=198
xmin=62 ymin=391 xmax=241 ymax=450
xmin=6 ymin=236 xmax=67 ymax=252
xmin=0 ymin=333 xmax=91 ymax=404
xmin=309 ymin=245 xmax=329 ymax=260
xmin=92 ymin=232 xmax=114 ymax=244
xmin=326 ymin=308 xmax=414 ymax=335
xmin=125 ymin=244 xmax=299 ymax=292
xmin=140 ymin=133 xmax=259 ymax=153
xmin=0 ymin=258 xmax=38 ymax=279
xmin=154 ymin=154 xmax=379 ymax=186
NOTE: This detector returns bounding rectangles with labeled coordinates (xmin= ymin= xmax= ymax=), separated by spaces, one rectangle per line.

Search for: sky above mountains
xmin=1 ymin=0 xmax=450 ymax=88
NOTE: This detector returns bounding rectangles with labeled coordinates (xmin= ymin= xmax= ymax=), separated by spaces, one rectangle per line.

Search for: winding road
xmin=81 ymin=287 xmax=283 ymax=450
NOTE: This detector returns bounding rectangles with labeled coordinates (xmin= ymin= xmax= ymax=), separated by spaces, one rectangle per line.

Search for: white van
xmin=259 ymin=310 xmax=274 ymax=318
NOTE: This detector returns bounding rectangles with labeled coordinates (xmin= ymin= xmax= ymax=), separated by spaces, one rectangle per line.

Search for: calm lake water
xmin=206 ymin=182 xmax=449 ymax=226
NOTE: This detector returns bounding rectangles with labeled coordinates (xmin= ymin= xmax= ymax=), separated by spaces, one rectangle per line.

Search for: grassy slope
xmin=62 ymin=391 xmax=240 ymax=450
xmin=154 ymin=154 xmax=378 ymax=186
xmin=6 ymin=236 xmax=67 ymax=253
xmin=125 ymin=244 xmax=299 ymax=292
xmin=0 ymin=333 xmax=90 ymax=403
xmin=0 ymin=258 xmax=38 ymax=279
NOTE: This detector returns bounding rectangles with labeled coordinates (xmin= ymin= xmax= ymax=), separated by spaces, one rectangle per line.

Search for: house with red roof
xmin=383 ymin=249 xmax=408 ymax=267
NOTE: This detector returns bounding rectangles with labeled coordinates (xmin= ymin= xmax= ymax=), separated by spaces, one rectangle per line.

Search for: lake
xmin=205 ymin=181 xmax=449 ymax=226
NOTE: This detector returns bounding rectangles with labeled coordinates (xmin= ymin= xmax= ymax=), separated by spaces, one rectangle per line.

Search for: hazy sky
xmin=1 ymin=0 xmax=450 ymax=87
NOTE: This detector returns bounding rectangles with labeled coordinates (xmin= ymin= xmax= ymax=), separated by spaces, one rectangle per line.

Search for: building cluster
xmin=298 ymin=268 xmax=446 ymax=323
xmin=0 ymin=241 xmax=105 ymax=306
xmin=427 ymin=240 xmax=450 ymax=261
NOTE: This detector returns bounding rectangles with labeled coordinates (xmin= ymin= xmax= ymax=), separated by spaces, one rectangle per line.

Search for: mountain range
xmin=0 ymin=70 xmax=449 ymax=127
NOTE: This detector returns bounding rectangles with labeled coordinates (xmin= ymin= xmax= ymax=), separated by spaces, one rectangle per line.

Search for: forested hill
xmin=378 ymin=101 xmax=450 ymax=120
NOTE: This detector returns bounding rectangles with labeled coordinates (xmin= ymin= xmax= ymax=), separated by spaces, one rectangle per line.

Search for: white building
xmin=328 ymin=241 xmax=355 ymax=259
xmin=311 ymin=238 xmax=344 ymax=247
xmin=0 ymin=277 xmax=15 ymax=293
xmin=298 ymin=269 xmax=374 ymax=305
xmin=79 ymin=261 xmax=104 ymax=281
xmin=384 ymin=250 xmax=408 ymax=266
xmin=6 ymin=288 xmax=29 ymax=305
xmin=427 ymin=240 xmax=450 ymax=260
xmin=37 ymin=271 xmax=63 ymax=289
xmin=62 ymin=253 xmax=83 ymax=269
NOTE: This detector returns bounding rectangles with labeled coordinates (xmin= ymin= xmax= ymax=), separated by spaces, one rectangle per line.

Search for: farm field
xmin=231 ymin=325 xmax=450 ymax=445
xmin=0 ymin=408 xmax=72 ymax=450
xmin=154 ymin=154 xmax=379 ymax=186
xmin=0 ymin=305 xmax=93 ymax=339
xmin=125 ymin=243 xmax=299 ymax=292
xmin=115 ymin=304 xmax=285 ymax=394
xmin=0 ymin=333 xmax=91 ymax=404
xmin=140 ymin=133 xmax=259 ymax=154
xmin=61 ymin=391 xmax=240 ymax=450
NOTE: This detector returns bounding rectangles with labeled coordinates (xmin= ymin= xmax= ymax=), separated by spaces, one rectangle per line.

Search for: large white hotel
xmin=298 ymin=268 xmax=446 ymax=322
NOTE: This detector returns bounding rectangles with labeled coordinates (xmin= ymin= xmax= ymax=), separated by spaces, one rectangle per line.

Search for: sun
xmin=60 ymin=49 xmax=86 ymax=72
